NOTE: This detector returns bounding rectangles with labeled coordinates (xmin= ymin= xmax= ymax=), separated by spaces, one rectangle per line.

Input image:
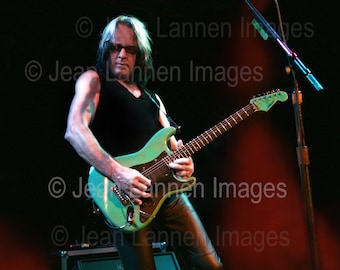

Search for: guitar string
xmin=140 ymin=91 xmax=282 ymax=178
xmin=149 ymin=104 xmax=254 ymax=175
xmin=141 ymin=104 xmax=255 ymax=178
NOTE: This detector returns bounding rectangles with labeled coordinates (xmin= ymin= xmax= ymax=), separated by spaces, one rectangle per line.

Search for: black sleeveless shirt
xmin=90 ymin=76 xmax=163 ymax=157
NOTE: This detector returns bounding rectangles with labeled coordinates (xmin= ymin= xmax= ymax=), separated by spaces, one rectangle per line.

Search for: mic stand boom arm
xmin=244 ymin=1 xmax=323 ymax=270
xmin=245 ymin=0 xmax=323 ymax=91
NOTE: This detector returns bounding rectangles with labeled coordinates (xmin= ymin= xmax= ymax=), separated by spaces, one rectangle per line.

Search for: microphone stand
xmin=244 ymin=1 xmax=324 ymax=269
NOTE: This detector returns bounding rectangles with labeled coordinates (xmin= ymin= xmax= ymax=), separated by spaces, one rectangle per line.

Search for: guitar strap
xmin=143 ymin=88 xmax=182 ymax=134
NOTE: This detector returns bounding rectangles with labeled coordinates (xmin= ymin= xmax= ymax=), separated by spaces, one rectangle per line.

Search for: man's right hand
xmin=112 ymin=165 xmax=152 ymax=205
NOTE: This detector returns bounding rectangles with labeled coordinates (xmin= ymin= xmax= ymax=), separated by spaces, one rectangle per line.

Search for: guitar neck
xmin=164 ymin=103 xmax=255 ymax=163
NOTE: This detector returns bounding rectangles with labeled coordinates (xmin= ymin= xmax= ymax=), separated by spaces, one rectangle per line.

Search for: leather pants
xmin=109 ymin=193 xmax=223 ymax=270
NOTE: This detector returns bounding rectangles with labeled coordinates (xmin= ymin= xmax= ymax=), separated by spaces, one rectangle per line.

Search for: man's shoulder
xmin=75 ymin=70 xmax=102 ymax=94
xmin=78 ymin=69 xmax=100 ymax=81
xmin=76 ymin=70 xmax=101 ymax=87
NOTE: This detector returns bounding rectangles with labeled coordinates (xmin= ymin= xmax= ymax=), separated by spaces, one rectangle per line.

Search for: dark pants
xmin=109 ymin=193 xmax=223 ymax=270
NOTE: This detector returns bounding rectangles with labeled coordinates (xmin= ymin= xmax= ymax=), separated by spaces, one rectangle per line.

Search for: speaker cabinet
xmin=76 ymin=252 xmax=180 ymax=270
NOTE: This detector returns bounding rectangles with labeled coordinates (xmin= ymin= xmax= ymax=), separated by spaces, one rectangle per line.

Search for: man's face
xmin=109 ymin=23 xmax=137 ymax=81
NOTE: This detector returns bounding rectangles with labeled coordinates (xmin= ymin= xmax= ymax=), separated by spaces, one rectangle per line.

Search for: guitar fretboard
xmin=164 ymin=103 xmax=255 ymax=164
xmin=141 ymin=89 xmax=287 ymax=182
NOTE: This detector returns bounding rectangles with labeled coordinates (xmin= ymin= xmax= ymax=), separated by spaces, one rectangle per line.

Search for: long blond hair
xmin=96 ymin=15 xmax=153 ymax=87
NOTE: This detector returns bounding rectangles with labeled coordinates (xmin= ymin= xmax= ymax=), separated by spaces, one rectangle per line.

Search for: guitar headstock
xmin=251 ymin=89 xmax=288 ymax=112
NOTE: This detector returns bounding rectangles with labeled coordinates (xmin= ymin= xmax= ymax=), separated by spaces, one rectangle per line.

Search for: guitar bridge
xmin=112 ymin=185 xmax=130 ymax=206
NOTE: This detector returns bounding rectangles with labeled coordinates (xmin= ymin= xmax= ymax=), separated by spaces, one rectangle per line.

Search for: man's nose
xmin=118 ymin=48 xmax=127 ymax=58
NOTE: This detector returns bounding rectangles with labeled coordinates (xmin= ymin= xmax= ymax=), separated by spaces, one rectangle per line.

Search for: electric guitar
xmin=88 ymin=90 xmax=288 ymax=232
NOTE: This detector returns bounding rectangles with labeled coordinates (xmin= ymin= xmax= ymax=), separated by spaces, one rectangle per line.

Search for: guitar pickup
xmin=112 ymin=185 xmax=130 ymax=206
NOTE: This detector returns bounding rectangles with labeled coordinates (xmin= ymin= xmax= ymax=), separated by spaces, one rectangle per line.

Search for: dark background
xmin=1 ymin=0 xmax=339 ymax=269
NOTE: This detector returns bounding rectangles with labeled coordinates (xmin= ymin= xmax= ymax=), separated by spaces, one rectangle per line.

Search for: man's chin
xmin=116 ymin=74 xmax=131 ymax=82
xmin=113 ymin=70 xmax=129 ymax=80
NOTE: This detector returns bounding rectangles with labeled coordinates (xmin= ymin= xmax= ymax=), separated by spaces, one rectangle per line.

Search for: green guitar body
xmin=88 ymin=127 xmax=196 ymax=233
